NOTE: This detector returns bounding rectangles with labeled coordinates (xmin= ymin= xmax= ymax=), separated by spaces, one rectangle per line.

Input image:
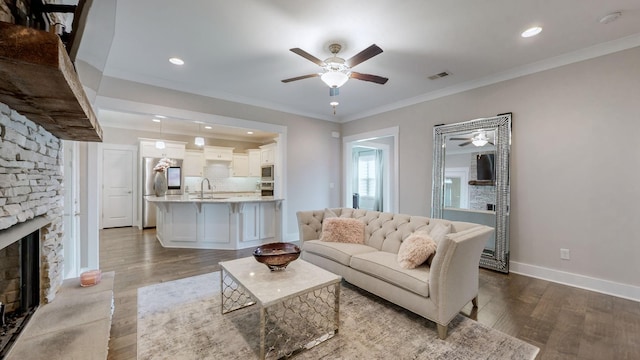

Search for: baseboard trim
xmin=510 ymin=261 xmax=640 ymax=302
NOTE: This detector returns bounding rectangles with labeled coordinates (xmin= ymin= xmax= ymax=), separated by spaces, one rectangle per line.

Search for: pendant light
xmin=155 ymin=118 xmax=165 ymax=149
xmin=194 ymin=122 xmax=205 ymax=146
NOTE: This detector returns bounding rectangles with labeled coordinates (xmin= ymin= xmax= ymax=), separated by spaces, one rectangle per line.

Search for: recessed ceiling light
xmin=247 ymin=131 xmax=254 ymax=135
xmin=521 ymin=26 xmax=542 ymax=38
xmin=204 ymin=125 xmax=212 ymax=130
xmin=155 ymin=115 xmax=167 ymax=119
xmin=152 ymin=118 xmax=161 ymax=123
xmin=169 ymin=57 xmax=185 ymax=65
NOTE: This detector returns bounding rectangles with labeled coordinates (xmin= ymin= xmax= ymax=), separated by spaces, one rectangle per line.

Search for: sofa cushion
xmin=303 ymin=240 xmax=377 ymax=266
xmin=397 ymin=231 xmax=437 ymax=269
xmin=350 ymin=251 xmax=430 ymax=297
xmin=320 ymin=217 xmax=365 ymax=244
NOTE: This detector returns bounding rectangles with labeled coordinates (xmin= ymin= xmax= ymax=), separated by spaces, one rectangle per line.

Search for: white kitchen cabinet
xmin=232 ymin=154 xmax=249 ymax=177
xmin=259 ymin=202 xmax=276 ymax=239
xmin=241 ymin=202 xmax=276 ymax=242
xmin=259 ymin=143 xmax=276 ymax=165
xmin=183 ymin=150 xmax=205 ymax=176
xmin=140 ymin=140 xmax=186 ymax=159
xmin=242 ymin=203 xmax=260 ymax=242
xmin=150 ymin=197 xmax=282 ymax=249
xmin=200 ymin=203 xmax=231 ymax=244
xmin=164 ymin=203 xmax=198 ymax=243
xmin=248 ymin=149 xmax=261 ymax=177
xmin=204 ymin=146 xmax=234 ymax=161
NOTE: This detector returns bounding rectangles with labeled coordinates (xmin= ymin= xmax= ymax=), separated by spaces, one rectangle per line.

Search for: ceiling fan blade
xmin=281 ymin=73 xmax=319 ymax=83
xmin=449 ymin=137 xmax=472 ymax=141
xmin=458 ymin=141 xmax=473 ymax=147
xmin=289 ymin=48 xmax=325 ymax=66
xmin=488 ymin=141 xmax=494 ymax=145
xmin=346 ymin=44 xmax=383 ymax=68
xmin=350 ymin=72 xmax=388 ymax=84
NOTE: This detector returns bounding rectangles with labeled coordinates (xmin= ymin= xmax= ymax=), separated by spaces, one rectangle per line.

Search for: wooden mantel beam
xmin=0 ymin=22 xmax=102 ymax=142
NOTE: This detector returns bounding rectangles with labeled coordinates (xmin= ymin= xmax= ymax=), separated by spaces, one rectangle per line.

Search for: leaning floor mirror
xmin=431 ymin=114 xmax=511 ymax=273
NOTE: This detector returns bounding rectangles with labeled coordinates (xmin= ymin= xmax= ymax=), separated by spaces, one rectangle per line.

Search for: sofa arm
xmin=428 ymin=225 xmax=494 ymax=324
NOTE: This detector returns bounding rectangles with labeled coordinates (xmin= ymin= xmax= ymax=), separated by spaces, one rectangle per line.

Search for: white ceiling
xmin=78 ymin=0 xmax=640 ymax=137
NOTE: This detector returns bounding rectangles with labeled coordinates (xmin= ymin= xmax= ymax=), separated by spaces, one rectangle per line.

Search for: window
xmin=357 ymin=150 xmax=377 ymax=197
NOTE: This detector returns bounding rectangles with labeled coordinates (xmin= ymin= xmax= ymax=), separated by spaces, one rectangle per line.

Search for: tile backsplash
xmin=184 ymin=176 xmax=261 ymax=193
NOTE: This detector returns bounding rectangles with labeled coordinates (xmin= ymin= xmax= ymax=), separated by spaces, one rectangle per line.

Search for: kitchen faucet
xmin=200 ymin=178 xmax=211 ymax=199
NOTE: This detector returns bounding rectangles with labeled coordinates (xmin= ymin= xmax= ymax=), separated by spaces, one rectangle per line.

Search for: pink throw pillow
xmin=397 ymin=231 xmax=437 ymax=269
xmin=320 ymin=217 xmax=365 ymax=244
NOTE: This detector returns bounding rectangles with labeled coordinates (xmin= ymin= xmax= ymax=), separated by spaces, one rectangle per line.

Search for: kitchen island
xmin=146 ymin=195 xmax=284 ymax=250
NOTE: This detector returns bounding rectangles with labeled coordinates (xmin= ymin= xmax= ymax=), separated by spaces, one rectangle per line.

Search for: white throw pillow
xmin=397 ymin=231 xmax=437 ymax=269
xmin=426 ymin=222 xmax=451 ymax=265
xmin=429 ymin=222 xmax=451 ymax=246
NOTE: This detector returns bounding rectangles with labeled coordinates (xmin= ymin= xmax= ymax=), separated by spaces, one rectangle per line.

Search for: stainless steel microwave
xmin=261 ymin=165 xmax=274 ymax=181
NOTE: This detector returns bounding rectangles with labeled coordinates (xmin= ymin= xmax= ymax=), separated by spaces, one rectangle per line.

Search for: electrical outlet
xmin=560 ymin=248 xmax=570 ymax=260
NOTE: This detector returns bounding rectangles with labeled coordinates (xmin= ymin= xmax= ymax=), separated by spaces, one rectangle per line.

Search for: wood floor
xmin=101 ymin=227 xmax=640 ymax=360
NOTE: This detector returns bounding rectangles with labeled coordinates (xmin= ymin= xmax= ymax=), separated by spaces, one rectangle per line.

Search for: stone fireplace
xmin=0 ymin=101 xmax=65 ymax=355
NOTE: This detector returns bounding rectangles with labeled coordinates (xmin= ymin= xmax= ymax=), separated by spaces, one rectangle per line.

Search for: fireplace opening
xmin=0 ymin=229 xmax=40 ymax=358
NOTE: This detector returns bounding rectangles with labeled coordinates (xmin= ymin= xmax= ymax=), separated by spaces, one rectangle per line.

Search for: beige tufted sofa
xmin=297 ymin=208 xmax=493 ymax=339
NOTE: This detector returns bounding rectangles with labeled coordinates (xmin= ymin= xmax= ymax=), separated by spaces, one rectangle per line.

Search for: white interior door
xmin=102 ymin=147 xmax=135 ymax=228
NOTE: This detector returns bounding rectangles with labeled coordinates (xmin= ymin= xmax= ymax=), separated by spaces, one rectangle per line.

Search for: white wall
xmin=342 ymin=46 xmax=640 ymax=299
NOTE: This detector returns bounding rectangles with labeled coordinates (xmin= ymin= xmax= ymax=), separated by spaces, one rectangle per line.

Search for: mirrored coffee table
xmin=219 ymin=256 xmax=341 ymax=359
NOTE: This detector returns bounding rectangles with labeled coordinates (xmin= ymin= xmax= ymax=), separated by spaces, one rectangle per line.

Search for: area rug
xmin=137 ymin=272 xmax=539 ymax=359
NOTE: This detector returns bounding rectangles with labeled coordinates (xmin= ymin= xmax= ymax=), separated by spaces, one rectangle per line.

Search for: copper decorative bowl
xmin=253 ymin=242 xmax=301 ymax=271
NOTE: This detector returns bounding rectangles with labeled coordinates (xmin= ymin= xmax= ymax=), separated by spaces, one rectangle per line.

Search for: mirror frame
xmin=431 ymin=114 xmax=511 ymax=273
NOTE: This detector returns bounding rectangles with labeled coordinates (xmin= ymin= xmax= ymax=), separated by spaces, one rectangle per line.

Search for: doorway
xmin=444 ymin=168 xmax=469 ymax=209
xmin=343 ymin=127 xmax=398 ymax=212
xmin=101 ymin=145 xmax=137 ymax=228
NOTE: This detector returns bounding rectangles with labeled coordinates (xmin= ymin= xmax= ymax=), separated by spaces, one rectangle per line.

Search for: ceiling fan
xmin=281 ymin=43 xmax=389 ymax=89
xmin=450 ymin=131 xmax=494 ymax=147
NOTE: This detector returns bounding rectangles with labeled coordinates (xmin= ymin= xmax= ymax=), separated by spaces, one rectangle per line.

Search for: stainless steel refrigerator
xmin=142 ymin=157 xmax=183 ymax=228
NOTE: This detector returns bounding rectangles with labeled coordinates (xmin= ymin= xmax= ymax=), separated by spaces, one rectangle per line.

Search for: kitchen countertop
xmin=145 ymin=195 xmax=283 ymax=203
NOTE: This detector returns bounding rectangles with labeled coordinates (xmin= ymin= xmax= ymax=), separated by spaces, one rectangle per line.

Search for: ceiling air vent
xmin=427 ymin=71 xmax=450 ymax=80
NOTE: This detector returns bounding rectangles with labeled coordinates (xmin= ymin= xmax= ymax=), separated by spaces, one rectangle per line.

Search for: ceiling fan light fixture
xmin=472 ymin=138 xmax=488 ymax=147
xmin=194 ymin=136 xmax=205 ymax=146
xmin=321 ymin=71 xmax=349 ymax=88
